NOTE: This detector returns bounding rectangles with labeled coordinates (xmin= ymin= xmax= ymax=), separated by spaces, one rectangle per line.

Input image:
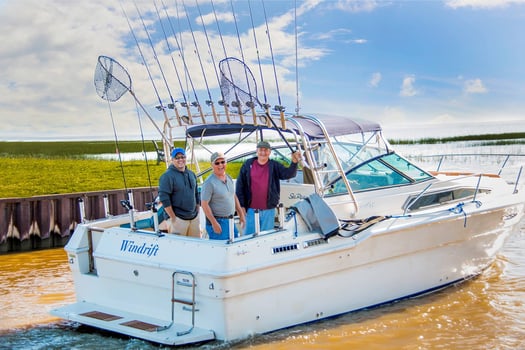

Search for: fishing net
xmin=94 ymin=55 xmax=131 ymax=102
xmin=219 ymin=57 xmax=259 ymax=111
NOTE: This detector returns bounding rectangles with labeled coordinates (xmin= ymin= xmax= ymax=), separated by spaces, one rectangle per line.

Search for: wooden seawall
xmin=0 ymin=187 xmax=158 ymax=253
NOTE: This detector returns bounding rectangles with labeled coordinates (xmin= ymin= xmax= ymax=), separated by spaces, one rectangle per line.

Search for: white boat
xmin=51 ymin=2 xmax=525 ymax=346
xmin=51 ymin=112 xmax=525 ymax=346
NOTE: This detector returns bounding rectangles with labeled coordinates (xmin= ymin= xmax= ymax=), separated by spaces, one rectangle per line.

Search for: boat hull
xmin=51 ymin=198 xmax=523 ymax=345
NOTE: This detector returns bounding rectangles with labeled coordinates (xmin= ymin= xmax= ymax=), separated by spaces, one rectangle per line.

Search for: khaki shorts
xmin=168 ymin=216 xmax=201 ymax=238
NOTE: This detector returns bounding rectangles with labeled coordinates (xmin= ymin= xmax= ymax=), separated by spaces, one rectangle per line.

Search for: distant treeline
xmin=389 ymin=132 xmax=525 ymax=145
xmin=1 ymin=132 xmax=524 ymax=158
xmin=0 ymin=140 xmax=183 ymax=158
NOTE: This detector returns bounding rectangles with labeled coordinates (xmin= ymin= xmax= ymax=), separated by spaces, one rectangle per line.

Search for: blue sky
xmin=0 ymin=0 xmax=524 ymax=141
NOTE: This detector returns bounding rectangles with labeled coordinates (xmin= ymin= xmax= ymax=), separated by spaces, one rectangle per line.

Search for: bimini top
xmin=186 ymin=114 xmax=382 ymax=140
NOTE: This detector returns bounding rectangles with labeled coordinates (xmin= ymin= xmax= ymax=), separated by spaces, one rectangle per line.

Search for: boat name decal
xmin=288 ymin=193 xmax=306 ymax=200
xmin=120 ymin=240 xmax=159 ymax=257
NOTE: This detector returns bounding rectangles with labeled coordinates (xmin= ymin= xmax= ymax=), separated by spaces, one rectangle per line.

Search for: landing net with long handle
xmin=94 ymin=55 xmax=130 ymax=102
xmin=219 ymin=57 xmax=257 ymax=116
xmin=94 ymin=55 xmax=170 ymax=145
xmin=219 ymin=57 xmax=294 ymax=152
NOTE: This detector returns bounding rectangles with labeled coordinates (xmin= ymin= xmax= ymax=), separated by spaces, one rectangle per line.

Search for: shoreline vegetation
xmin=1 ymin=132 xmax=524 ymax=198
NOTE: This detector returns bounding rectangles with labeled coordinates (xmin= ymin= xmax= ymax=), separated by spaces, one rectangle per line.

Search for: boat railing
xmin=404 ymin=166 xmax=523 ymax=214
xmin=406 ymin=153 xmax=524 ymax=175
xmin=286 ymin=115 xmax=359 ymax=214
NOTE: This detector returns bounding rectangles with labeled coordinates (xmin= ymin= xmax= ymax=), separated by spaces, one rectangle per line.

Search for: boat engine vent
xmin=272 ymin=243 xmax=298 ymax=254
xmin=303 ymin=238 xmax=328 ymax=248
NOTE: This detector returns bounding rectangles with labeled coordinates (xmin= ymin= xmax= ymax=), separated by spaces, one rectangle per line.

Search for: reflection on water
xmin=0 ymin=222 xmax=523 ymax=350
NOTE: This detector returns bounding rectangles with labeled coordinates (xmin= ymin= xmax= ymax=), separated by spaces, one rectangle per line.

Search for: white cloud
xmin=445 ymin=0 xmax=525 ymax=9
xmin=369 ymin=72 xmax=382 ymax=87
xmin=464 ymin=78 xmax=487 ymax=94
xmin=198 ymin=11 xmax=233 ymax=26
xmin=400 ymin=75 xmax=418 ymax=97
xmin=312 ymin=28 xmax=352 ymax=41
xmin=334 ymin=0 xmax=380 ymax=12
xmin=0 ymin=0 xmax=327 ymax=140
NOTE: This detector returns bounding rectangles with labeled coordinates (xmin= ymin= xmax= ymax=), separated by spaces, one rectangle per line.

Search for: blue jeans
xmin=206 ymin=217 xmax=239 ymax=240
xmin=244 ymin=208 xmax=276 ymax=235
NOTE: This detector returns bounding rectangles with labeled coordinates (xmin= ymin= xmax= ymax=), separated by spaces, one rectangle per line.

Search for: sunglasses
xmin=214 ymin=160 xmax=226 ymax=165
xmin=174 ymin=156 xmax=186 ymax=160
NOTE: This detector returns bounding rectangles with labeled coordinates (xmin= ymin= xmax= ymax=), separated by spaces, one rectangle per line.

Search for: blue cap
xmin=171 ymin=147 xmax=186 ymax=158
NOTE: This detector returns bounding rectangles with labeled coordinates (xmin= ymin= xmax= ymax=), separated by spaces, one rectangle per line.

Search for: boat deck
xmin=51 ymin=301 xmax=215 ymax=345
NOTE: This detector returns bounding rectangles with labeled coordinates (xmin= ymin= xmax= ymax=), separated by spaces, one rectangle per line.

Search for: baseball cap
xmin=210 ymin=151 xmax=226 ymax=163
xmin=171 ymin=147 xmax=186 ymax=158
xmin=257 ymin=140 xmax=271 ymax=149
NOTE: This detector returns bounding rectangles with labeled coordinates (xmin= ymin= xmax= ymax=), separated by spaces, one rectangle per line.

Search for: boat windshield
xmin=316 ymin=131 xmax=433 ymax=194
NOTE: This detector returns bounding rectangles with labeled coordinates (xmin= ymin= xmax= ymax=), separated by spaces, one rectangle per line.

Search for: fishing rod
xmin=210 ymin=0 xmax=234 ymax=123
xmin=134 ymin=1 xmax=183 ymax=130
xmin=158 ymin=0 xmax=193 ymax=124
xmin=123 ymin=0 xmax=177 ymax=175
xmin=230 ymin=0 xmax=256 ymax=123
xmin=121 ymin=3 xmax=163 ymax=112
xmin=152 ymin=0 xmax=185 ymax=127
xmin=261 ymin=0 xmax=286 ymax=129
xmin=194 ymin=0 xmax=222 ymax=122
xmin=164 ymin=0 xmax=205 ymax=124
xmin=248 ymin=0 xmax=272 ymax=126
xmin=294 ymin=0 xmax=300 ymax=115
xmin=181 ymin=0 xmax=213 ymax=123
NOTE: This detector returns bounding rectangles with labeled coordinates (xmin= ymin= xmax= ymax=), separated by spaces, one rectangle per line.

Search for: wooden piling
xmin=0 ymin=187 xmax=157 ymax=253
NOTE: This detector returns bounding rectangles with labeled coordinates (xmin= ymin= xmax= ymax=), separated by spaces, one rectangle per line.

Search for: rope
xmin=285 ymin=210 xmax=298 ymax=237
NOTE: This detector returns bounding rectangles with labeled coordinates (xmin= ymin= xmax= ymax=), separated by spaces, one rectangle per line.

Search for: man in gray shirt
xmin=201 ymin=152 xmax=245 ymax=240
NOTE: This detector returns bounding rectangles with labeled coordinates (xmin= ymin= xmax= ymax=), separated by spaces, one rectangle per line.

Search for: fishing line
xmin=124 ymin=2 xmax=169 ymax=200
xmin=106 ymin=99 xmax=128 ymax=192
xmin=133 ymin=99 xmax=156 ymax=202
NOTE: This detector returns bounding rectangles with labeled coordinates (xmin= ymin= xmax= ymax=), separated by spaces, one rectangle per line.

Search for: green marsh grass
xmin=0 ymin=140 xmax=242 ymax=198
xmin=1 ymin=133 xmax=523 ymax=198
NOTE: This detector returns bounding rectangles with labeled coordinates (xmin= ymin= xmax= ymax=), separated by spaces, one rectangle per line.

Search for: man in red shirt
xmin=236 ymin=141 xmax=301 ymax=235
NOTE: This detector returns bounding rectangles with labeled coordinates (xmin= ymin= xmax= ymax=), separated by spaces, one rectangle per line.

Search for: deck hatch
xmin=80 ymin=311 xmax=123 ymax=321
xmin=272 ymin=243 xmax=298 ymax=254
xmin=120 ymin=320 xmax=160 ymax=332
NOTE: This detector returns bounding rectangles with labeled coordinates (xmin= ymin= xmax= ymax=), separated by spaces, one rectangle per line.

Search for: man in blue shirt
xmin=158 ymin=147 xmax=201 ymax=237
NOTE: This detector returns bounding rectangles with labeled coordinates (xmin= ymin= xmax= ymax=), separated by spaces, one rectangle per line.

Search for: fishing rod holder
xmin=120 ymin=199 xmax=136 ymax=230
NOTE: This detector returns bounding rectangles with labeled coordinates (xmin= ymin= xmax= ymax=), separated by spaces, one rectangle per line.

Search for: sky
xmin=0 ymin=0 xmax=524 ymax=141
